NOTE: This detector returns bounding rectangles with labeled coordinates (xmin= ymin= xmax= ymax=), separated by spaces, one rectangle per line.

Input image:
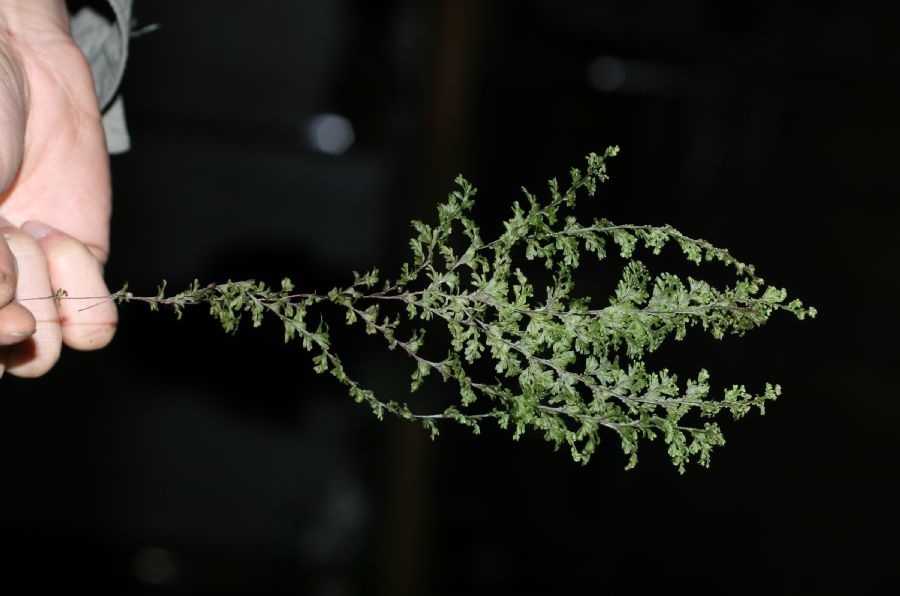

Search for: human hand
xmin=0 ymin=0 xmax=117 ymax=378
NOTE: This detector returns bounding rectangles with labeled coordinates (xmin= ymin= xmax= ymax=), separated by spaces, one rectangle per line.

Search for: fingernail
xmin=0 ymin=331 xmax=34 ymax=346
xmin=22 ymin=221 xmax=57 ymax=240
xmin=0 ymin=331 xmax=35 ymax=338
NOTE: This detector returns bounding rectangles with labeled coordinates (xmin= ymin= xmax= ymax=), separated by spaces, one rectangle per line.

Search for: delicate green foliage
xmin=109 ymin=147 xmax=814 ymax=472
xmin=52 ymin=287 xmax=68 ymax=306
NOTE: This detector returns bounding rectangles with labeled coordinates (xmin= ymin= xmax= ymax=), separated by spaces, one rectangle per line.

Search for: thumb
xmin=0 ymin=222 xmax=18 ymax=306
xmin=0 ymin=223 xmax=36 ymax=344
xmin=0 ymin=38 xmax=27 ymax=194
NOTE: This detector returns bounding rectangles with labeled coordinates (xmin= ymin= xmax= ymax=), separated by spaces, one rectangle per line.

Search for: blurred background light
xmin=588 ymin=55 xmax=627 ymax=92
xmin=307 ymin=113 xmax=356 ymax=155
xmin=132 ymin=546 xmax=178 ymax=586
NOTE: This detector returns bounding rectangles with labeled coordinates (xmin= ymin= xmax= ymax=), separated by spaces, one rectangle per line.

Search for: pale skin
xmin=0 ymin=0 xmax=117 ymax=378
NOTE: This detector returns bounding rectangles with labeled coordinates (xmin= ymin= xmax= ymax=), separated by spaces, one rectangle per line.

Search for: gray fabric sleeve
xmin=70 ymin=0 xmax=134 ymax=153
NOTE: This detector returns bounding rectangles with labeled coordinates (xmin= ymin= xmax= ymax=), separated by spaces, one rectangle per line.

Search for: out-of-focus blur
xmin=2 ymin=1 xmax=898 ymax=594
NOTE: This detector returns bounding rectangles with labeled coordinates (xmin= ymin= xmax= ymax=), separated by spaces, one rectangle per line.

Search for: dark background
xmin=2 ymin=0 xmax=898 ymax=594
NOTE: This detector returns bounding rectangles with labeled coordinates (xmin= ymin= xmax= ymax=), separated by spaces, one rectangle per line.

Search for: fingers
xmin=0 ymin=221 xmax=36 ymax=344
xmin=0 ymin=218 xmax=61 ymax=377
xmin=0 ymin=225 xmax=20 ymax=305
xmin=22 ymin=221 xmax=117 ymax=350
xmin=0 ymin=301 xmax=36 ymax=344
xmin=0 ymin=218 xmax=117 ymax=378
xmin=0 ymin=224 xmax=35 ymax=379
